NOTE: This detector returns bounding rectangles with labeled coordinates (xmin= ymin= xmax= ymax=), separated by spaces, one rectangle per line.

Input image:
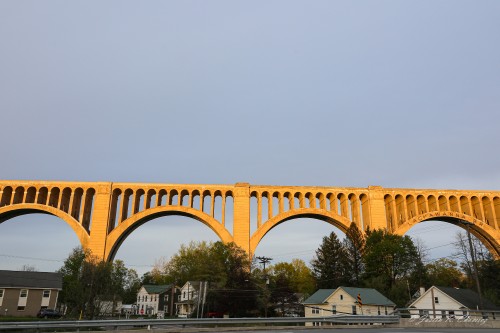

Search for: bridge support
xmin=86 ymin=183 xmax=112 ymax=259
xmin=232 ymin=183 xmax=251 ymax=255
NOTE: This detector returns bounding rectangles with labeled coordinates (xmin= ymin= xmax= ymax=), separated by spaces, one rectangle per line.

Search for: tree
xmin=362 ymin=229 xmax=423 ymax=306
xmin=270 ymin=259 xmax=315 ymax=296
xmin=155 ymin=241 xmax=258 ymax=317
xmin=58 ymin=247 xmax=139 ymax=319
xmin=311 ymin=232 xmax=349 ymax=288
xmin=343 ymin=222 xmax=365 ymax=286
xmin=426 ymin=258 xmax=464 ymax=288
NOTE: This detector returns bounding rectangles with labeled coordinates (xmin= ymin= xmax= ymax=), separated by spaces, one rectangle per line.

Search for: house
xmin=0 ymin=270 xmax=62 ymax=317
xmin=303 ymin=286 xmax=396 ymax=326
xmin=408 ymin=286 xmax=500 ymax=319
xmin=175 ymin=281 xmax=207 ymax=318
xmin=136 ymin=284 xmax=178 ymax=317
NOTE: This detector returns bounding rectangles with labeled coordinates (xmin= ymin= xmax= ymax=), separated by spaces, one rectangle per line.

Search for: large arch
xmin=104 ymin=205 xmax=234 ymax=261
xmin=250 ymin=208 xmax=354 ymax=256
xmin=394 ymin=210 xmax=500 ymax=259
xmin=0 ymin=204 xmax=90 ymax=248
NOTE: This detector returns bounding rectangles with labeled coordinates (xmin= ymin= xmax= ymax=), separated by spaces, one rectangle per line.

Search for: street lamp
xmin=458 ymin=220 xmax=483 ymax=310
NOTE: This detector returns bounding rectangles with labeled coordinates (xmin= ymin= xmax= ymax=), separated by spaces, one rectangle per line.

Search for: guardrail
xmin=0 ymin=314 xmax=399 ymax=331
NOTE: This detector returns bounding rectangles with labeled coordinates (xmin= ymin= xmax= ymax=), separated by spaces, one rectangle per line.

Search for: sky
xmin=1 ymin=1 xmax=499 ymax=276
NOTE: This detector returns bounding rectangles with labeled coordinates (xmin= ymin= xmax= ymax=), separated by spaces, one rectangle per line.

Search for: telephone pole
xmin=256 ymin=256 xmax=272 ymax=317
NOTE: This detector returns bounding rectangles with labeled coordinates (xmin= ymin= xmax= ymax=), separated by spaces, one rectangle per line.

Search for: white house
xmin=175 ymin=281 xmax=207 ymax=318
xmin=409 ymin=286 xmax=500 ymax=319
xmin=302 ymin=286 xmax=396 ymax=326
xmin=136 ymin=284 xmax=177 ymax=317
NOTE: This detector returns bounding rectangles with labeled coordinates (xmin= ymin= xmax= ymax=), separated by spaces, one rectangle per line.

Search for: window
xmin=434 ymin=296 xmax=439 ymax=304
xmin=0 ymin=289 xmax=3 ymax=298
xmin=441 ymin=310 xmax=446 ymax=318
xmin=377 ymin=306 xmax=381 ymax=315
xmin=331 ymin=305 xmax=336 ymax=315
xmin=20 ymin=289 xmax=28 ymax=298
xmin=17 ymin=306 xmax=25 ymax=311
xmin=312 ymin=307 xmax=320 ymax=314
xmin=43 ymin=290 xmax=50 ymax=298
xmin=448 ymin=311 xmax=455 ymax=319
xmin=352 ymin=305 xmax=357 ymax=315
xmin=340 ymin=295 xmax=343 ymax=300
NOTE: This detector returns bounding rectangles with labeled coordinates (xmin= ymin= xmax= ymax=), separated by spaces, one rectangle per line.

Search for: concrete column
xmin=366 ymin=186 xmax=388 ymax=231
xmin=87 ymin=182 xmax=113 ymax=260
xmin=233 ymin=183 xmax=250 ymax=254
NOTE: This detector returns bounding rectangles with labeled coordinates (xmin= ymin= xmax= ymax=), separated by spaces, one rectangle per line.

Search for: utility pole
xmin=459 ymin=220 xmax=484 ymax=310
xmin=256 ymin=256 xmax=272 ymax=317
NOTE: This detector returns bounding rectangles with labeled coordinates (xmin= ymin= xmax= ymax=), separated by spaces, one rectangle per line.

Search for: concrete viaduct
xmin=0 ymin=180 xmax=499 ymax=260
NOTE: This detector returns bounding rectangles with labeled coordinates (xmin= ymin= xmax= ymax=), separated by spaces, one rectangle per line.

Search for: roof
xmin=340 ymin=287 xmax=396 ymax=306
xmin=0 ymin=270 xmax=62 ymax=289
xmin=142 ymin=284 xmax=173 ymax=294
xmin=302 ymin=287 xmax=395 ymax=306
xmin=302 ymin=289 xmax=335 ymax=304
xmin=435 ymin=286 xmax=500 ymax=311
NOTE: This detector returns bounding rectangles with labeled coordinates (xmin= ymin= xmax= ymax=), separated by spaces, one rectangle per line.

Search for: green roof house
xmin=302 ymin=286 xmax=396 ymax=327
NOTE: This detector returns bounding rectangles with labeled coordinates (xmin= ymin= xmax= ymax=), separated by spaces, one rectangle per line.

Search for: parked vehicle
xmin=37 ymin=308 xmax=62 ymax=319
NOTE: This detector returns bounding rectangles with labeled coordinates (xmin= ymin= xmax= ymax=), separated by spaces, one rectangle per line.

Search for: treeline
xmin=311 ymin=223 xmax=500 ymax=307
xmin=56 ymin=223 xmax=500 ymax=318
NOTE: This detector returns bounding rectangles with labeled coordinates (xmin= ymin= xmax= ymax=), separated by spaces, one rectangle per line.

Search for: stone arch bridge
xmin=1 ymin=180 xmax=499 ymax=260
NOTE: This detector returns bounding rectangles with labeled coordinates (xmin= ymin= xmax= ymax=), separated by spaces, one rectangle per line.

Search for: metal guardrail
xmin=0 ymin=315 xmax=399 ymax=331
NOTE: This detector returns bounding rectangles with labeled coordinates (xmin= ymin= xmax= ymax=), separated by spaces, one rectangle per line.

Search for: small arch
xmin=384 ymin=194 xmax=395 ymax=230
xmin=438 ymin=195 xmax=448 ymax=212
xmin=471 ymin=196 xmax=482 ymax=219
xmin=48 ymin=187 xmax=61 ymax=208
xmin=133 ymin=189 xmax=145 ymax=213
xmin=180 ymin=190 xmax=190 ymax=207
xmin=13 ymin=187 xmax=25 ymax=204
xmin=146 ymin=189 xmax=157 ymax=209
xmin=60 ymin=188 xmax=72 ymax=213
xmin=25 ymin=187 xmax=37 ymax=204
xmin=338 ymin=193 xmax=348 ymax=217
xmin=406 ymin=195 xmax=416 ymax=219
xmin=191 ymin=190 xmax=201 ymax=210
xmin=482 ymin=196 xmax=494 ymax=226
xmin=158 ymin=189 xmax=168 ymax=206
xmin=71 ymin=188 xmax=84 ymax=221
xmin=428 ymin=195 xmax=437 ymax=211
xmin=81 ymin=188 xmax=96 ymax=231
xmin=460 ymin=196 xmax=471 ymax=215
xmin=1 ymin=186 xmax=13 ymax=206
xmin=417 ymin=195 xmax=427 ymax=214
xmin=168 ymin=189 xmax=179 ymax=206
xmin=395 ymin=194 xmax=405 ymax=224
xmin=449 ymin=196 xmax=459 ymax=212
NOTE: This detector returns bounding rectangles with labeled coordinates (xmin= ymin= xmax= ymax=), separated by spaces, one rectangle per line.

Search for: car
xmin=37 ymin=308 xmax=62 ymax=319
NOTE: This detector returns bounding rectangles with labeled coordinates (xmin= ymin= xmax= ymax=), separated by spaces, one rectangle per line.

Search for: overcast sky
xmin=1 ymin=1 xmax=499 ymax=276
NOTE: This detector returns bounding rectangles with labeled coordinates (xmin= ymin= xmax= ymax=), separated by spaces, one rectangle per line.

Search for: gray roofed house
xmin=303 ymin=286 xmax=395 ymax=326
xmin=0 ymin=270 xmax=62 ymax=290
xmin=409 ymin=285 xmax=500 ymax=319
xmin=0 ymin=270 xmax=63 ymax=317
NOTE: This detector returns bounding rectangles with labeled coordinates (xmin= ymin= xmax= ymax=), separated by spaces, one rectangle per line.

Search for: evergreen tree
xmin=311 ymin=232 xmax=349 ymax=288
xmin=343 ymin=222 xmax=365 ymax=286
